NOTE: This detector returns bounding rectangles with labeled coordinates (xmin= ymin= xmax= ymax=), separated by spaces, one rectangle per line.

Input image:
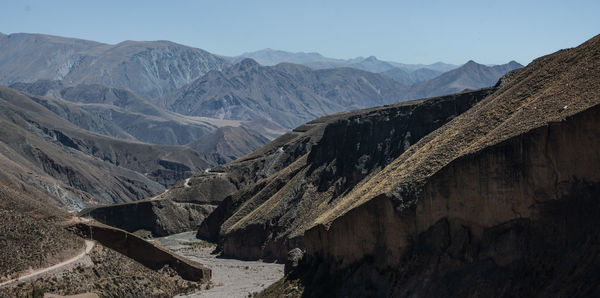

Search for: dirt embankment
xmin=71 ymin=222 xmax=211 ymax=282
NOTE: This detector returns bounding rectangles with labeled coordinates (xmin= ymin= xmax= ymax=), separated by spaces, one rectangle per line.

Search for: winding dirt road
xmin=0 ymin=240 xmax=95 ymax=288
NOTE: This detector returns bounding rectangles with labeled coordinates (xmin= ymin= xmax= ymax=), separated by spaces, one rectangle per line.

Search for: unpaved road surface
xmin=0 ymin=240 xmax=95 ymax=288
xmin=154 ymin=232 xmax=283 ymax=298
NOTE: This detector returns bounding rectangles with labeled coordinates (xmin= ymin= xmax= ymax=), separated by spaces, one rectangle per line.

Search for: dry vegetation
xmin=0 ymin=181 xmax=84 ymax=282
xmin=316 ymin=33 xmax=600 ymax=226
xmin=0 ymin=245 xmax=203 ymax=297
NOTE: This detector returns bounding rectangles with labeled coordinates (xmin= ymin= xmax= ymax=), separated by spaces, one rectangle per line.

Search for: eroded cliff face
xmin=276 ymin=35 xmax=600 ymax=297
xmin=301 ymin=105 xmax=600 ymax=296
xmin=209 ymin=89 xmax=493 ymax=261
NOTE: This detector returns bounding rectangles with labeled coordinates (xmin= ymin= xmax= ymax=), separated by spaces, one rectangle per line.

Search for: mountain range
xmin=90 ymin=34 xmax=600 ymax=297
xmin=0 ymin=33 xmax=229 ymax=98
xmin=236 ymin=48 xmax=458 ymax=73
xmin=160 ymin=59 xmax=409 ymax=128
xmin=0 ymin=32 xmax=522 ymax=211
xmin=161 ymin=58 xmax=521 ymax=128
xmin=236 ymin=49 xmax=460 ymax=85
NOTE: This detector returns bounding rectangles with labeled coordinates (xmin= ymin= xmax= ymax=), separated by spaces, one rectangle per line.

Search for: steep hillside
xmin=0 ymin=179 xmax=83 ymax=282
xmin=163 ymin=59 xmax=408 ymax=128
xmin=203 ymin=88 xmax=494 ymax=261
xmin=0 ymin=180 xmax=205 ymax=296
xmin=80 ymin=113 xmax=344 ymax=236
xmin=0 ymin=86 xmax=213 ymax=209
xmin=0 ymin=33 xmax=229 ymax=97
xmin=9 ymin=80 xmax=249 ymax=146
xmin=407 ymin=60 xmax=524 ymax=99
xmin=293 ymin=34 xmax=600 ymax=296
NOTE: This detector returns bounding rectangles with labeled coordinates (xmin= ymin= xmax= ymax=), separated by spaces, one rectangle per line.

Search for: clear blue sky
xmin=1 ymin=0 xmax=598 ymax=65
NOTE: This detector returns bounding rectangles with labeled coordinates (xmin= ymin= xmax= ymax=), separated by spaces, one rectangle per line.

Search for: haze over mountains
xmin=0 ymin=33 xmax=522 ymax=131
xmin=236 ymin=48 xmax=458 ymax=73
xmin=0 ymin=32 xmax=523 ymax=212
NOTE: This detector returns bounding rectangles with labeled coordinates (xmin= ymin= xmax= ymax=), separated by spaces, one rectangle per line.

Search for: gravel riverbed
xmin=153 ymin=232 xmax=284 ymax=298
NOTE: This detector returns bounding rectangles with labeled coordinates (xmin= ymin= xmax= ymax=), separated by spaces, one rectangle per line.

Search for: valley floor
xmin=153 ymin=232 xmax=284 ymax=298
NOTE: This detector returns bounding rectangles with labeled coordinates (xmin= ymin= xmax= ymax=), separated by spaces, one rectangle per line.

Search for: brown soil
xmin=316 ymin=33 xmax=600 ymax=226
xmin=0 ymin=244 xmax=202 ymax=298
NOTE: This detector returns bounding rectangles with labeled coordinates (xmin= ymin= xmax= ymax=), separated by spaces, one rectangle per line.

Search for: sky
xmin=1 ymin=0 xmax=599 ymax=65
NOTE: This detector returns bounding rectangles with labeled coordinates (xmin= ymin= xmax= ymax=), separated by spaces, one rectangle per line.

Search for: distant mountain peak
xmin=238 ymin=58 xmax=260 ymax=68
xmin=508 ymin=60 xmax=524 ymax=67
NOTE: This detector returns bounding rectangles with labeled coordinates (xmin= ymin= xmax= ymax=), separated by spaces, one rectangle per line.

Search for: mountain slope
xmin=163 ymin=59 xmax=408 ymax=128
xmin=0 ymin=85 xmax=214 ymax=209
xmin=9 ymin=80 xmax=242 ymax=146
xmin=295 ymin=33 xmax=600 ymax=297
xmin=0 ymin=33 xmax=229 ymax=98
xmin=407 ymin=60 xmax=524 ymax=99
xmin=0 ymin=180 xmax=84 ymax=283
xmin=187 ymin=126 xmax=270 ymax=162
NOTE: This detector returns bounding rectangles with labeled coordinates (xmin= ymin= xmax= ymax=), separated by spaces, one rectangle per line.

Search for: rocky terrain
xmin=288 ymin=34 xmax=600 ymax=296
xmin=1 ymin=33 xmax=521 ymax=135
xmin=161 ymin=57 xmax=519 ymax=129
xmin=0 ymin=181 xmax=83 ymax=283
xmin=0 ymin=33 xmax=229 ymax=98
xmin=154 ymin=232 xmax=284 ymax=298
xmin=0 ymin=85 xmax=218 ymax=209
xmin=0 ymin=244 xmax=204 ymax=297
xmin=198 ymin=88 xmax=495 ymax=261
xmin=10 ymin=80 xmax=271 ymax=152
xmin=4 ymin=29 xmax=592 ymax=298
xmin=0 ymin=177 xmax=210 ymax=297
xmin=187 ymin=126 xmax=270 ymax=163
xmin=103 ymin=34 xmax=600 ymax=297
xmin=162 ymin=59 xmax=409 ymax=128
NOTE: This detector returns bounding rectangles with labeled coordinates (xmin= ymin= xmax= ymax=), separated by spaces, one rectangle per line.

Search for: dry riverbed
xmin=152 ymin=232 xmax=284 ymax=298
